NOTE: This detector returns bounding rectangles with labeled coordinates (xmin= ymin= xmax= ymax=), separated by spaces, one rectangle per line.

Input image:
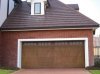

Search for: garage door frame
xmin=17 ymin=38 xmax=89 ymax=68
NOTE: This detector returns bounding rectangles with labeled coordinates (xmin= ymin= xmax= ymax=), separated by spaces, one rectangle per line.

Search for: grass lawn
xmin=0 ymin=69 xmax=15 ymax=74
xmin=89 ymin=70 xmax=100 ymax=74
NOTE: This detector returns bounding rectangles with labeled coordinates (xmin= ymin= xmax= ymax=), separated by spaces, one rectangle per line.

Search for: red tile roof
xmin=1 ymin=0 xmax=99 ymax=30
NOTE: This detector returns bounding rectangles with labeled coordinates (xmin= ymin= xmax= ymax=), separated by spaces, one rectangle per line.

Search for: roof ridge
xmin=50 ymin=0 xmax=99 ymax=26
xmin=48 ymin=0 xmax=76 ymax=11
xmin=66 ymin=4 xmax=79 ymax=10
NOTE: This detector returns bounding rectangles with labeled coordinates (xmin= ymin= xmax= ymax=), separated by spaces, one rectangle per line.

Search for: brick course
xmin=1 ymin=29 xmax=94 ymax=68
xmin=0 ymin=31 xmax=1 ymax=66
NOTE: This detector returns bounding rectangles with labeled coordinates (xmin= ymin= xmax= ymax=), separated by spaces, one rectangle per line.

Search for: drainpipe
xmin=7 ymin=0 xmax=9 ymax=17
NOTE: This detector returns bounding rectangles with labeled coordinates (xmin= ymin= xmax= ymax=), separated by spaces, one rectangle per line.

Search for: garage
xmin=22 ymin=41 xmax=85 ymax=68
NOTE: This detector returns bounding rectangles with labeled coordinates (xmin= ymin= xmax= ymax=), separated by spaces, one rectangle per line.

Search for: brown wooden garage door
xmin=22 ymin=41 xmax=85 ymax=68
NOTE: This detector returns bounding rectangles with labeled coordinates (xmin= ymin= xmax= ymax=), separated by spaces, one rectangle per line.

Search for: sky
xmin=22 ymin=0 xmax=100 ymax=37
xmin=59 ymin=0 xmax=100 ymax=37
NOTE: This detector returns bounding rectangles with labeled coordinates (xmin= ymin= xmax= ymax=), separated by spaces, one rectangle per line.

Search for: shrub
xmin=94 ymin=58 xmax=100 ymax=67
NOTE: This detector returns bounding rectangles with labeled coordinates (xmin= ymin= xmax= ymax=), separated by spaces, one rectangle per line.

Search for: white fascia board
xmin=1 ymin=27 xmax=96 ymax=32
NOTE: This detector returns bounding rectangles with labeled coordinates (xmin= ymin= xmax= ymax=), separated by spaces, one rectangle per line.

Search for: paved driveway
xmin=12 ymin=69 xmax=90 ymax=74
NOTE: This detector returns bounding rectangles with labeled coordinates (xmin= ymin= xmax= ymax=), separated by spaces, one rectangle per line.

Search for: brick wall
xmin=1 ymin=29 xmax=93 ymax=68
xmin=0 ymin=31 xmax=1 ymax=66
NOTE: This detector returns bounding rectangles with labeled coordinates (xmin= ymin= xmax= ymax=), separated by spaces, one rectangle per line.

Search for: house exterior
xmin=0 ymin=31 xmax=1 ymax=66
xmin=0 ymin=0 xmax=15 ymax=67
xmin=94 ymin=37 xmax=100 ymax=58
xmin=0 ymin=0 xmax=99 ymax=69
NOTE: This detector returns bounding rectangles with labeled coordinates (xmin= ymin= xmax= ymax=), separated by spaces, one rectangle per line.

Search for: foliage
xmin=90 ymin=70 xmax=100 ymax=74
xmin=0 ymin=69 xmax=14 ymax=74
xmin=94 ymin=58 xmax=100 ymax=67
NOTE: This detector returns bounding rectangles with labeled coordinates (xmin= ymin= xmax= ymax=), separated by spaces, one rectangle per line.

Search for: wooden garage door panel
xmin=22 ymin=46 xmax=39 ymax=68
xmin=53 ymin=45 xmax=84 ymax=68
xmin=22 ymin=41 xmax=85 ymax=68
xmin=37 ymin=46 xmax=54 ymax=68
xmin=22 ymin=45 xmax=55 ymax=68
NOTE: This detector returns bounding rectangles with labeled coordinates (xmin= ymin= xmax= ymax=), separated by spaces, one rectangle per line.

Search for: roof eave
xmin=1 ymin=26 xmax=99 ymax=31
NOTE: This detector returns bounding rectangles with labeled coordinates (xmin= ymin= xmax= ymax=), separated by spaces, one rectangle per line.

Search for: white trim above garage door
xmin=17 ymin=38 xmax=89 ymax=68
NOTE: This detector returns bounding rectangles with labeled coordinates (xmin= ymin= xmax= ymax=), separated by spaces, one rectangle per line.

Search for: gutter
xmin=0 ymin=27 xmax=98 ymax=32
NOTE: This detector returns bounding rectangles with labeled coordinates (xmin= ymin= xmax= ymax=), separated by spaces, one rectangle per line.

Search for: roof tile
xmin=1 ymin=0 xmax=99 ymax=30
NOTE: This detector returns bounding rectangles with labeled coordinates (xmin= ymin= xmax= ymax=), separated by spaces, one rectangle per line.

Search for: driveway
xmin=12 ymin=69 xmax=90 ymax=74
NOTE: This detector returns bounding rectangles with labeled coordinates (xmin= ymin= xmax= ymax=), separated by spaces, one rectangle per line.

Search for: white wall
xmin=9 ymin=0 xmax=14 ymax=14
xmin=22 ymin=0 xmax=26 ymax=1
xmin=0 ymin=0 xmax=1 ymax=7
xmin=27 ymin=0 xmax=31 ymax=2
xmin=0 ymin=0 xmax=8 ymax=27
xmin=0 ymin=0 xmax=14 ymax=27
